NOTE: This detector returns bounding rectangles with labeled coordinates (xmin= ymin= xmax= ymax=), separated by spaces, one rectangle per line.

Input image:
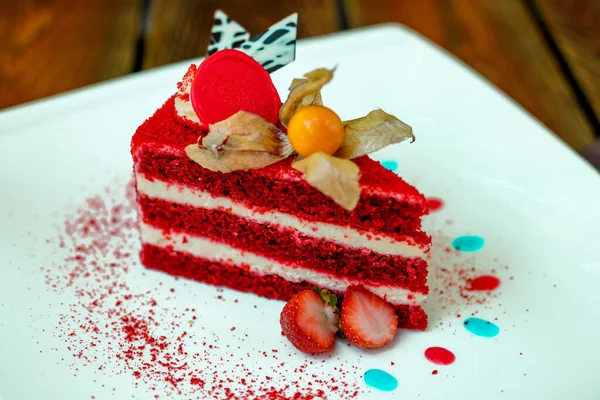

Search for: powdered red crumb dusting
xmin=425 ymin=230 xmax=509 ymax=324
xmin=43 ymin=181 xmax=360 ymax=399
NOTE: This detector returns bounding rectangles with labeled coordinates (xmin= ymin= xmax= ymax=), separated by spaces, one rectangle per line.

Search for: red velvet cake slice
xmin=131 ymin=12 xmax=430 ymax=330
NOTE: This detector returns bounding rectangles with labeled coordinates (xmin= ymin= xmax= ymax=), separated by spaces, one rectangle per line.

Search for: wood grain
xmin=142 ymin=0 xmax=340 ymax=69
xmin=0 ymin=0 xmax=141 ymax=110
xmin=534 ymin=0 xmax=600 ymax=122
xmin=344 ymin=0 xmax=595 ymax=151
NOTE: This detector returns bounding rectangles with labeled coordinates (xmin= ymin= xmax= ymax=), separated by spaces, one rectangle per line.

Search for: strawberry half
xmin=340 ymin=285 xmax=398 ymax=349
xmin=280 ymin=288 xmax=339 ymax=354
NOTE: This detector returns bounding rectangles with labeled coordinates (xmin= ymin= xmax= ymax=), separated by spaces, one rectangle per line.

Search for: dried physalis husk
xmin=292 ymin=152 xmax=361 ymax=211
xmin=289 ymin=78 xmax=323 ymax=108
xmin=335 ymin=109 xmax=415 ymax=159
xmin=185 ymin=111 xmax=290 ymax=173
xmin=186 ymin=145 xmax=284 ymax=173
xmin=205 ymin=111 xmax=293 ymax=157
xmin=280 ymin=68 xmax=334 ymax=127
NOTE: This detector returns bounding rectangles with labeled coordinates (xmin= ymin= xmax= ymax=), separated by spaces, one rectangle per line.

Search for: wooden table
xmin=2 ymin=0 xmax=599 ymax=168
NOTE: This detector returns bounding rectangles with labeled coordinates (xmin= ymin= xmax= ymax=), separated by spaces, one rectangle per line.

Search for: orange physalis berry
xmin=287 ymin=105 xmax=345 ymax=157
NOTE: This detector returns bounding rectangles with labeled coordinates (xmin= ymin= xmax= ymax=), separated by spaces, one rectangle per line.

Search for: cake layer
xmin=136 ymin=174 xmax=426 ymax=257
xmin=140 ymin=243 xmax=428 ymax=331
xmin=135 ymin=148 xmax=429 ymax=244
xmin=140 ymin=223 xmax=426 ymax=305
xmin=138 ymin=196 xmax=428 ymax=293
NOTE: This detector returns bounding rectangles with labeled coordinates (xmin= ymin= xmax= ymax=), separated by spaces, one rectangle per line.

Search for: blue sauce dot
xmin=463 ymin=317 xmax=500 ymax=338
xmin=381 ymin=160 xmax=398 ymax=172
xmin=452 ymin=235 xmax=484 ymax=252
xmin=363 ymin=369 xmax=398 ymax=392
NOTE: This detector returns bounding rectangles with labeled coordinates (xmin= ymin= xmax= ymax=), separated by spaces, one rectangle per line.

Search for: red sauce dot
xmin=424 ymin=346 xmax=456 ymax=366
xmin=432 ymin=370 xmax=438 ymax=375
xmin=425 ymin=197 xmax=444 ymax=212
xmin=467 ymin=275 xmax=501 ymax=291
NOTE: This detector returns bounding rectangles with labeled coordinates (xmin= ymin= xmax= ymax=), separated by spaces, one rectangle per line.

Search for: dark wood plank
xmin=0 ymin=0 xmax=141 ymax=110
xmin=143 ymin=0 xmax=340 ymax=69
xmin=534 ymin=0 xmax=600 ymax=124
xmin=581 ymin=138 xmax=600 ymax=171
xmin=344 ymin=0 xmax=595 ymax=151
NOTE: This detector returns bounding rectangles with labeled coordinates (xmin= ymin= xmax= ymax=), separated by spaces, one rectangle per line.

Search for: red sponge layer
xmin=139 ymin=196 xmax=429 ymax=293
xmin=131 ymin=96 xmax=200 ymax=152
xmin=136 ymin=152 xmax=430 ymax=244
xmin=141 ymin=244 xmax=428 ymax=330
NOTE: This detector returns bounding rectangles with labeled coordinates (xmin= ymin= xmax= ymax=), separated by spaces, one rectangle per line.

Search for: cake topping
xmin=292 ymin=152 xmax=361 ymax=211
xmin=185 ymin=67 xmax=414 ymax=211
xmin=279 ymin=68 xmax=333 ymax=127
xmin=206 ymin=10 xmax=297 ymax=73
xmin=287 ymin=105 xmax=345 ymax=157
xmin=190 ymin=49 xmax=282 ymax=126
xmin=183 ymin=13 xmax=414 ymax=211
xmin=335 ymin=109 xmax=414 ymax=159
xmin=186 ymin=110 xmax=291 ymax=173
xmin=207 ymin=10 xmax=250 ymax=56
xmin=237 ymin=13 xmax=298 ymax=74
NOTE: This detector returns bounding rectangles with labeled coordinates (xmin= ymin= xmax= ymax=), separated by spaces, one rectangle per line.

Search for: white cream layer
xmin=174 ymin=97 xmax=201 ymax=124
xmin=136 ymin=174 xmax=426 ymax=258
xmin=140 ymin=223 xmax=425 ymax=305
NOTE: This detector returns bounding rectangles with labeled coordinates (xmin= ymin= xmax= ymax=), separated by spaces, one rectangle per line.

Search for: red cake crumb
xmin=43 ymin=182 xmax=363 ymax=399
xmin=176 ymin=64 xmax=198 ymax=103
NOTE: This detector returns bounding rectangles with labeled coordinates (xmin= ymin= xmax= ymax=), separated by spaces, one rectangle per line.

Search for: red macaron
xmin=190 ymin=49 xmax=282 ymax=126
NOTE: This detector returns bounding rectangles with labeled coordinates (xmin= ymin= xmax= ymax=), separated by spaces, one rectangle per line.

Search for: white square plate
xmin=2 ymin=25 xmax=600 ymax=400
